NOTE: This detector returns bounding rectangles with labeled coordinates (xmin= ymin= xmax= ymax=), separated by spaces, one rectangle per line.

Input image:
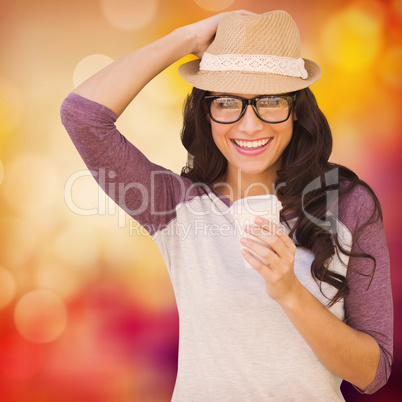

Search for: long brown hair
xmin=180 ymin=87 xmax=381 ymax=306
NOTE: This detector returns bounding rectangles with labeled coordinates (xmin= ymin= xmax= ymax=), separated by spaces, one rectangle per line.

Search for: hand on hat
xmin=185 ymin=10 xmax=255 ymax=59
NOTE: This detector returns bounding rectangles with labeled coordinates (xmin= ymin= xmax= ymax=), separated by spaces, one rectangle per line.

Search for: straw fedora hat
xmin=179 ymin=10 xmax=321 ymax=95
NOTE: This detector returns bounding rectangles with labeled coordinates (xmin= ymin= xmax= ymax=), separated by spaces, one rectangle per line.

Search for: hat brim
xmin=178 ymin=58 xmax=321 ymax=95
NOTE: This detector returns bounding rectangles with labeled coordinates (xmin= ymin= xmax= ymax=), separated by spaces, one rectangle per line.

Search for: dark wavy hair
xmin=180 ymin=87 xmax=382 ymax=306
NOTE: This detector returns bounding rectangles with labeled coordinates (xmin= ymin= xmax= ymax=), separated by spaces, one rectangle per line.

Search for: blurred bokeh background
xmin=0 ymin=0 xmax=401 ymax=400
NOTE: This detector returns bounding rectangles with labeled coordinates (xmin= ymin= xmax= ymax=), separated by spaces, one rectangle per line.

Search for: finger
xmin=243 ymin=228 xmax=295 ymax=268
xmin=254 ymin=217 xmax=296 ymax=251
xmin=240 ymin=237 xmax=282 ymax=267
xmin=244 ymin=226 xmax=288 ymax=257
xmin=241 ymin=248 xmax=275 ymax=279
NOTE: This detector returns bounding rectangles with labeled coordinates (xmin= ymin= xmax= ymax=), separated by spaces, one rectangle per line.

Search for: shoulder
xmin=337 ymin=180 xmax=382 ymax=235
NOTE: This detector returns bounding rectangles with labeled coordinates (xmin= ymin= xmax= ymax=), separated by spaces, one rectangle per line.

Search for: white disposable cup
xmin=232 ymin=195 xmax=282 ymax=268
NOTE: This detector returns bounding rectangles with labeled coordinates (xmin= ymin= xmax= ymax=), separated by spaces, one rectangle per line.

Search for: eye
xmin=214 ymin=97 xmax=241 ymax=109
xmin=259 ymin=97 xmax=288 ymax=109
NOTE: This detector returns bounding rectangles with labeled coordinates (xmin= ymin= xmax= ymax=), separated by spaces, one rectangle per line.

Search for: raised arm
xmin=62 ymin=11 xmax=254 ymax=234
xmin=73 ymin=10 xmax=254 ymax=117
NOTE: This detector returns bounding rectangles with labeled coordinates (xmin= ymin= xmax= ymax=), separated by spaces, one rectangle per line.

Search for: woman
xmin=61 ymin=10 xmax=393 ymax=401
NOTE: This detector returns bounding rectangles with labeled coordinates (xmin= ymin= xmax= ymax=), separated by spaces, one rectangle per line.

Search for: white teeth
xmin=233 ymin=138 xmax=270 ymax=149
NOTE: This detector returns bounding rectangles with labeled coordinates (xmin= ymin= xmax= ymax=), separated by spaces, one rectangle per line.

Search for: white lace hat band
xmin=199 ymin=53 xmax=308 ymax=79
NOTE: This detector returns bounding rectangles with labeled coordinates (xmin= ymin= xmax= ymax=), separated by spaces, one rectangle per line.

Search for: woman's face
xmin=208 ymin=92 xmax=294 ymax=184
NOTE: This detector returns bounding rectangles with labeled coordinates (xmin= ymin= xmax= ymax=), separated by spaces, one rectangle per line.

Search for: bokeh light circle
xmin=0 ymin=217 xmax=35 ymax=268
xmin=193 ymin=0 xmax=235 ymax=11
xmin=35 ymin=262 xmax=83 ymax=302
xmin=320 ymin=1 xmax=384 ymax=72
xmin=14 ymin=290 xmax=68 ymax=344
xmin=1 ymin=152 xmax=60 ymax=217
xmin=0 ymin=267 xmax=16 ymax=309
xmin=101 ymin=0 xmax=159 ymax=31
xmin=73 ymin=54 xmax=114 ymax=88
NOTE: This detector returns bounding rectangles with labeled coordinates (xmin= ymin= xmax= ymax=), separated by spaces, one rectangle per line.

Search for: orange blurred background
xmin=0 ymin=0 xmax=401 ymax=400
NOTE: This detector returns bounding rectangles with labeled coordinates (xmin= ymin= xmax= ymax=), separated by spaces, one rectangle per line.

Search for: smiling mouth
xmin=232 ymin=138 xmax=272 ymax=150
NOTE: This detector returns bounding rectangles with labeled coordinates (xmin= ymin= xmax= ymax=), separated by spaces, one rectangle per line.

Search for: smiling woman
xmin=60 ymin=9 xmax=393 ymax=402
xmin=199 ymin=92 xmax=295 ymax=189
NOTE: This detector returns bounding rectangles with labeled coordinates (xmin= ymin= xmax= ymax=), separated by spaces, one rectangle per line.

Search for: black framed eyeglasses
xmin=204 ymin=94 xmax=296 ymax=124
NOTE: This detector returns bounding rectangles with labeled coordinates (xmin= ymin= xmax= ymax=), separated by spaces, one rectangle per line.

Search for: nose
xmin=236 ymin=105 xmax=264 ymax=135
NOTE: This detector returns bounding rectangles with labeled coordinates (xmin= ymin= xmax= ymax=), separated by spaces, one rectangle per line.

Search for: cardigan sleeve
xmin=340 ymin=185 xmax=393 ymax=394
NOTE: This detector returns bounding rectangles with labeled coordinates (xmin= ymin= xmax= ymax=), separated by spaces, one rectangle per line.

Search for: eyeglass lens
xmin=209 ymin=96 xmax=292 ymax=124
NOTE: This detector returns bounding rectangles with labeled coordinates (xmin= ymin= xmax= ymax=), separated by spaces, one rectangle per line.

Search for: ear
xmin=292 ymin=110 xmax=298 ymax=121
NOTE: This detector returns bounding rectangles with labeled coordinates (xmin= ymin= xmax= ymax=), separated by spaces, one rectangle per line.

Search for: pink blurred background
xmin=0 ymin=0 xmax=401 ymax=400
